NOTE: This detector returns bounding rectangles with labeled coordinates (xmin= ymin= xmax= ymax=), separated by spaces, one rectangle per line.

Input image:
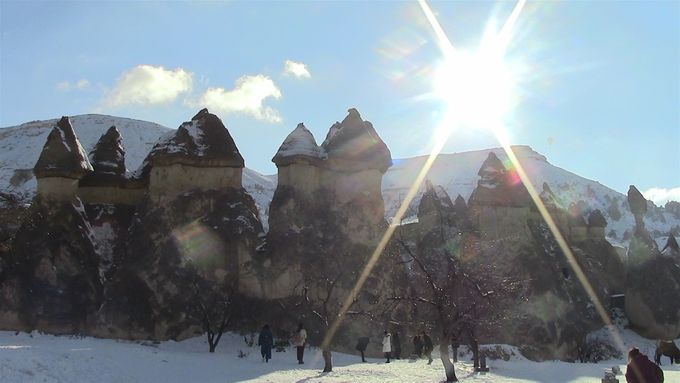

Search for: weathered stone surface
xmin=0 ymin=198 xmax=103 ymax=333
xmin=146 ymin=108 xmax=244 ymax=168
xmin=627 ymin=185 xmax=648 ymax=217
xmin=468 ymin=152 xmax=532 ymax=208
xmin=662 ymin=233 xmax=679 ymax=257
xmin=33 ymin=117 xmax=93 ymax=179
xmin=625 ymin=255 xmax=680 ymax=339
xmin=272 ymin=123 xmax=326 ymax=167
xmin=88 ymin=126 xmax=126 ymax=176
xmin=322 ymin=108 xmax=391 ymax=173
xmin=96 ymin=188 xmax=263 ymax=339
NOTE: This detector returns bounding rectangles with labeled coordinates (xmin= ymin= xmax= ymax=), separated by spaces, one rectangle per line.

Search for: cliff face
xmin=267 ymin=108 xmax=392 ymax=270
xmin=4 ymin=110 xmax=266 ymax=340
xmin=0 ymin=199 xmax=102 ymax=334
xmin=2 ymin=108 xmax=677 ymax=357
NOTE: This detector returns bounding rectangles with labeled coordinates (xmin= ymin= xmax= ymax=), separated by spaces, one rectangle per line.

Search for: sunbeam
xmin=322 ymin=0 xmax=627 ymax=360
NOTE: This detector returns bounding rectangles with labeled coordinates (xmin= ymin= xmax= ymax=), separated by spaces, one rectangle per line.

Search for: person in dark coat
xmin=625 ymin=347 xmax=663 ymax=383
xmin=422 ymin=331 xmax=434 ymax=365
xmin=356 ymin=337 xmax=370 ymax=362
xmin=258 ymin=324 xmax=274 ymax=363
xmin=413 ymin=334 xmax=423 ymax=358
xmin=392 ymin=332 xmax=402 ymax=360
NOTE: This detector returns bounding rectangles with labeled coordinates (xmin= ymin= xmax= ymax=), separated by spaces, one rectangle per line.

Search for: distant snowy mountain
xmin=1 ymin=115 xmax=678 ymax=243
xmin=382 ymin=146 xmax=680 ymax=247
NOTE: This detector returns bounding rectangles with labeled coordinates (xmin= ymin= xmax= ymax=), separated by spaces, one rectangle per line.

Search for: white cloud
xmin=643 ymin=187 xmax=680 ymax=205
xmin=104 ymin=65 xmax=193 ymax=107
xmin=193 ymin=75 xmax=282 ymax=123
xmin=283 ymin=60 xmax=311 ymax=79
xmin=56 ymin=79 xmax=91 ymax=91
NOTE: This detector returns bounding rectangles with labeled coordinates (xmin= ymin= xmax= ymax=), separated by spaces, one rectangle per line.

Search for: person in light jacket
xmin=292 ymin=322 xmax=307 ymax=364
xmin=382 ymin=330 xmax=392 ymax=363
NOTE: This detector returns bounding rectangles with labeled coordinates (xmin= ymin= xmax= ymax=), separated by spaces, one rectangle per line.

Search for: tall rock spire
xmin=88 ymin=126 xmax=126 ymax=176
xmin=322 ymin=108 xmax=392 ymax=173
xmin=272 ymin=123 xmax=326 ymax=166
xmin=33 ymin=116 xmax=92 ymax=179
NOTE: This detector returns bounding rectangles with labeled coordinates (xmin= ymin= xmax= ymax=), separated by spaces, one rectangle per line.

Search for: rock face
xmin=264 ymin=109 xmax=393 ymax=302
xmin=33 ymin=117 xmax=92 ymax=200
xmin=0 ymin=199 xmax=102 ymax=333
xmin=468 ymin=152 xmax=534 ymax=241
xmin=4 ymin=109 xmax=266 ymax=340
xmin=143 ymin=109 xmax=245 ymax=204
xmin=78 ymin=126 xmax=144 ymax=205
xmin=87 ymin=126 xmax=126 ymax=176
xmin=2 ymin=107 xmax=674 ymax=359
xmin=661 ymin=234 xmax=679 ymax=258
xmin=410 ymin=156 xmax=626 ymax=360
xmin=98 ymin=188 xmax=263 ymax=339
xmin=417 ymin=180 xmax=456 ymax=235
xmin=625 ymin=186 xmax=680 ymax=339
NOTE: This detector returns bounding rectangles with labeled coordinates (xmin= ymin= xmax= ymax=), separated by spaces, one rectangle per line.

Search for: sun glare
xmin=433 ymin=48 xmax=515 ymax=130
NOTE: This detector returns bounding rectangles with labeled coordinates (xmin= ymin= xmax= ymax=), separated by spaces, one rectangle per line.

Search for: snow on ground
xmin=1 ymin=330 xmax=678 ymax=383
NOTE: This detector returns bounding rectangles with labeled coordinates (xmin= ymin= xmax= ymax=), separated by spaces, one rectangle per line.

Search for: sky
xmin=1 ymin=1 xmax=678 ymax=203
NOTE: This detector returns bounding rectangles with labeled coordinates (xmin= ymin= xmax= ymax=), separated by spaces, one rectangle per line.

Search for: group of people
xmin=258 ymin=324 xmax=435 ymax=366
xmin=257 ymin=323 xmax=307 ymax=364
xmin=376 ymin=330 xmax=434 ymax=364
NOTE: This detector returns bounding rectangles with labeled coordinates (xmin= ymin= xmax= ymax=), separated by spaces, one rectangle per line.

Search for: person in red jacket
xmin=625 ymin=347 xmax=664 ymax=383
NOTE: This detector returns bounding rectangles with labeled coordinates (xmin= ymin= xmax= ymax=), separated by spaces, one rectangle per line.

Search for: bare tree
xmin=393 ymin=235 xmax=515 ymax=382
xmin=189 ymin=272 xmax=238 ymax=353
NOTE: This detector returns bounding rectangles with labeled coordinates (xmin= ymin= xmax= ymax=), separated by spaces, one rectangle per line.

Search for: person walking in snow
xmin=625 ymin=347 xmax=663 ymax=383
xmin=382 ymin=330 xmax=392 ymax=363
xmin=422 ymin=331 xmax=434 ymax=365
xmin=292 ymin=322 xmax=307 ymax=364
xmin=392 ymin=331 xmax=401 ymax=360
xmin=258 ymin=324 xmax=274 ymax=363
xmin=356 ymin=337 xmax=370 ymax=362
xmin=413 ymin=334 xmax=423 ymax=358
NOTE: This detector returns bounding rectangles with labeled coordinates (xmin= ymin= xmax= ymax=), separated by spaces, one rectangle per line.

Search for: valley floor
xmin=0 ymin=330 xmax=678 ymax=383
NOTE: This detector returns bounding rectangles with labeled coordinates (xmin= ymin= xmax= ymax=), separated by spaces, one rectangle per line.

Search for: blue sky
xmin=1 ymin=1 xmax=678 ymax=202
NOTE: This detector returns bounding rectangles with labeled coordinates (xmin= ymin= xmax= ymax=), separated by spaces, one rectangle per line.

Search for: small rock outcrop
xmin=661 ymin=234 xmax=679 ymax=258
xmin=417 ymin=180 xmax=455 ymax=228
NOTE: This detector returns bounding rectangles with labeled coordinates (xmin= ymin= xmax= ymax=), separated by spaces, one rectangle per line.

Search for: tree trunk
xmin=439 ymin=340 xmax=458 ymax=382
xmin=208 ymin=331 xmax=216 ymax=353
xmin=322 ymin=347 xmax=333 ymax=373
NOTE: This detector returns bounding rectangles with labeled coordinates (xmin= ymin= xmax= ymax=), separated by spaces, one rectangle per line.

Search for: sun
xmin=421 ymin=0 xmax=525 ymax=142
xmin=433 ymin=44 xmax=516 ymax=131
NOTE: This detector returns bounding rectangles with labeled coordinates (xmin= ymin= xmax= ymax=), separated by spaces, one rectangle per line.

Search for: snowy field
xmin=0 ymin=330 xmax=678 ymax=383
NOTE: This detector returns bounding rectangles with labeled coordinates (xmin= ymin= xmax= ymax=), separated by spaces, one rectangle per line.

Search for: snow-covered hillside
xmin=0 ymin=329 xmax=678 ymax=383
xmin=2 ymin=115 xmax=678 ymax=242
xmin=0 ymin=115 xmax=168 ymax=198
